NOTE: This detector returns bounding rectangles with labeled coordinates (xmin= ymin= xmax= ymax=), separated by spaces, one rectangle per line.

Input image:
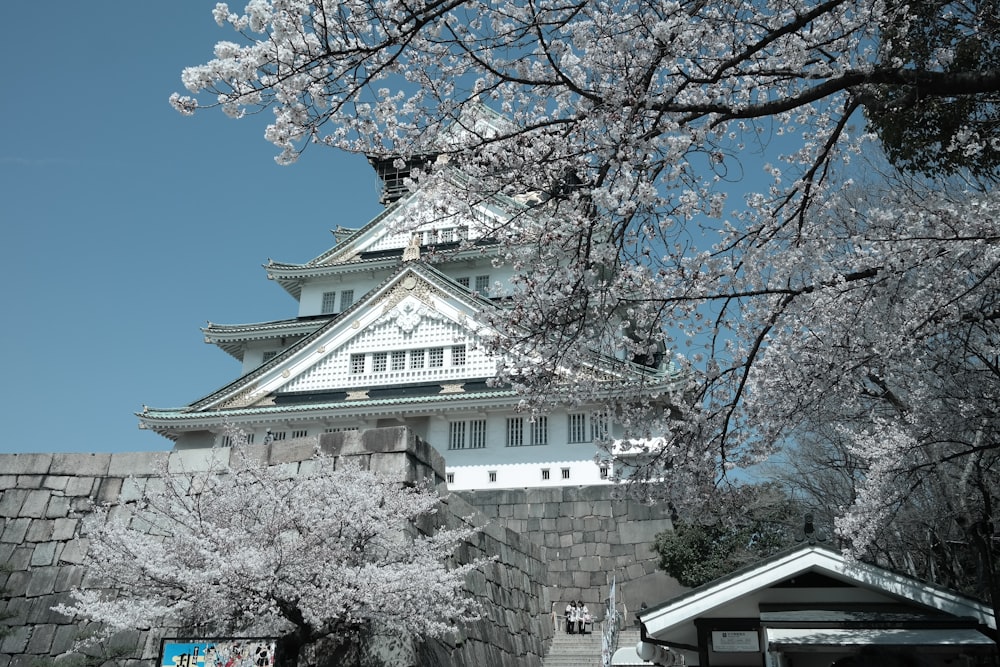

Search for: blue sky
xmin=0 ymin=3 xmax=795 ymax=456
xmin=1 ymin=4 xmax=381 ymax=453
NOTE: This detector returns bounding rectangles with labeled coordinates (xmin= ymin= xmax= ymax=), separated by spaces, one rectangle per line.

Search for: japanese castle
xmin=139 ymin=109 xmax=677 ymax=490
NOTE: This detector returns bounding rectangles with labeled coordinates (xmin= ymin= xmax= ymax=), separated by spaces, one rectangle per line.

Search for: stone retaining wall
xmin=458 ymin=485 xmax=683 ymax=620
xmin=0 ymin=428 xmax=552 ymax=667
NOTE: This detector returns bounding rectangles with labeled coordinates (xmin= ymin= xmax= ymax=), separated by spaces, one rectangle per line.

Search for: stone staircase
xmin=543 ymin=625 xmax=646 ymax=667
xmin=544 ymin=628 xmax=605 ymax=667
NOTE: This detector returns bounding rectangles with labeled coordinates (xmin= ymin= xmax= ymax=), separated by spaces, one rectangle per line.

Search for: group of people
xmin=564 ymin=600 xmax=591 ymax=634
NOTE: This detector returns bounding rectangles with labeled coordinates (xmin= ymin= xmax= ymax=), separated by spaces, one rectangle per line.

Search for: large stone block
xmin=50 ymin=454 xmax=111 ymax=477
xmin=24 ymin=624 xmax=56 ymax=655
xmin=24 ymin=566 xmax=59 ymax=597
xmin=30 ymin=542 xmax=57 ymax=567
xmin=167 ymin=448 xmax=228 ymax=474
xmin=63 ymin=476 xmax=96 ymax=497
xmin=109 ymin=451 xmax=164 ymax=477
xmin=51 ymin=518 xmax=78 ymax=541
xmin=42 ymin=476 xmax=70 ymax=491
xmin=44 ymin=495 xmax=70 ymax=519
xmin=3 ymin=570 xmax=30 ymax=598
xmin=267 ymin=439 xmax=315 ymax=465
xmin=1 ymin=518 xmax=30 ymax=544
xmin=0 ymin=626 xmax=31 ymax=655
xmin=96 ymin=477 xmax=123 ymax=503
xmin=0 ymin=489 xmax=28 ymax=518
xmin=18 ymin=490 xmax=52 ymax=519
xmin=0 ymin=454 xmax=52 ymax=476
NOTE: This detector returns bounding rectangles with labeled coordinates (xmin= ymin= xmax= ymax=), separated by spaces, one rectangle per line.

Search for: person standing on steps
xmin=565 ymin=601 xmax=575 ymax=634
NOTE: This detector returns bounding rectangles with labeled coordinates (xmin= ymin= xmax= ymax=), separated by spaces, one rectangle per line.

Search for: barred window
xmin=469 ymin=420 xmax=487 ymax=449
xmin=531 ymin=416 xmax=548 ymax=445
xmin=391 ymin=350 xmax=406 ymax=371
xmin=561 ymin=468 xmax=570 ymax=480
xmin=506 ymin=418 xmax=524 ymax=447
xmin=452 ymin=345 xmax=466 ymax=366
xmin=457 ymin=276 xmax=471 ymax=288
xmin=291 ymin=430 xmax=308 ymax=439
xmin=410 ymin=348 xmax=425 ymax=369
xmin=591 ymin=414 xmax=610 ymax=441
xmin=340 ymin=289 xmax=355 ymax=310
xmin=429 ymin=347 xmax=445 ymax=367
xmin=488 ymin=470 xmax=497 ymax=483
xmin=600 ymin=466 xmax=609 ymax=480
xmin=350 ymin=353 xmax=365 ymax=374
xmin=262 ymin=350 xmax=278 ymax=364
xmin=372 ymin=352 xmax=388 ymax=372
xmin=321 ymin=291 xmax=338 ymax=314
xmin=446 ymin=472 xmax=455 ymax=485
xmin=449 ymin=421 xmax=466 ymax=450
xmin=541 ymin=469 xmax=551 ymax=481
xmin=474 ymin=275 xmax=490 ymax=295
xmin=568 ymin=413 xmax=588 ymax=443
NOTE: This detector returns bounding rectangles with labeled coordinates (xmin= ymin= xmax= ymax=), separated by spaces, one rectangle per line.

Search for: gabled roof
xmin=264 ymin=170 xmax=520 ymax=299
xmin=639 ymin=544 xmax=996 ymax=642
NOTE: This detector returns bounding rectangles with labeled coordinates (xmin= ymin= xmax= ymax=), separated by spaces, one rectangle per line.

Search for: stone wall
xmin=458 ymin=485 xmax=684 ymax=621
xmin=0 ymin=428 xmax=552 ymax=667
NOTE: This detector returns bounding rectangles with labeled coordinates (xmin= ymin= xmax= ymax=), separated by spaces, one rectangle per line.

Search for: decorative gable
xmin=202 ymin=266 xmax=496 ymax=410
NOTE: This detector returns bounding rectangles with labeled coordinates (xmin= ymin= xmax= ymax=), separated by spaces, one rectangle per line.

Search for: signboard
xmin=161 ymin=639 xmax=277 ymax=667
xmin=712 ymin=630 xmax=760 ymax=652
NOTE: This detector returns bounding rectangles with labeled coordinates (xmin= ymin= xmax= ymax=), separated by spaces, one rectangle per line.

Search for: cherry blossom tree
xmin=169 ymin=0 xmax=999 ymax=597
xmin=55 ymin=439 xmax=482 ymax=667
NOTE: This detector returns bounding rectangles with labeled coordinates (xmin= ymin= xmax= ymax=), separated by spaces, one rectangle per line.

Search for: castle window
xmin=350 ymin=353 xmax=366 ymax=374
xmin=429 ymin=347 xmax=445 ymax=367
xmin=488 ymin=470 xmax=497 ymax=483
xmin=410 ymin=349 xmax=425 ymax=369
xmin=448 ymin=421 xmax=466 ymax=450
xmin=321 ymin=291 xmax=338 ymax=314
xmin=531 ymin=416 xmax=548 ymax=445
xmin=446 ymin=472 xmax=455 ymax=485
xmin=469 ymin=420 xmax=486 ymax=448
xmin=568 ymin=413 xmax=589 ymax=443
xmin=439 ymin=228 xmax=455 ymax=243
xmin=591 ymin=414 xmax=610 ymax=441
xmin=600 ymin=466 xmax=609 ymax=479
xmin=391 ymin=350 xmax=406 ymax=371
xmin=372 ymin=352 xmax=388 ymax=372
xmin=457 ymin=276 xmax=471 ymax=288
xmin=452 ymin=345 xmax=466 ymax=366
xmin=262 ymin=350 xmax=278 ymax=364
xmin=474 ymin=275 xmax=490 ymax=295
xmin=506 ymin=418 xmax=524 ymax=447
xmin=291 ymin=430 xmax=308 ymax=439
xmin=561 ymin=468 xmax=570 ymax=480
xmin=269 ymin=431 xmax=287 ymax=442
xmin=541 ymin=468 xmax=550 ymax=481
xmin=340 ymin=289 xmax=355 ymax=311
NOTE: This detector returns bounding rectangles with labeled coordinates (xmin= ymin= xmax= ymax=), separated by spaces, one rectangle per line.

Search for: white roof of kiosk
xmin=767 ymin=627 xmax=996 ymax=650
xmin=638 ymin=545 xmax=996 ymax=662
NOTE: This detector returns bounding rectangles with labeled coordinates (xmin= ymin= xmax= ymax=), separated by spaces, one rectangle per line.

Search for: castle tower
xmin=138 ymin=112 xmax=677 ymax=491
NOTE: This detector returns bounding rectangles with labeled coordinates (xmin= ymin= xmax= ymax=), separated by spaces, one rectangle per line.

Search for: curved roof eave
xmin=137 ymin=388 xmax=521 ymax=428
